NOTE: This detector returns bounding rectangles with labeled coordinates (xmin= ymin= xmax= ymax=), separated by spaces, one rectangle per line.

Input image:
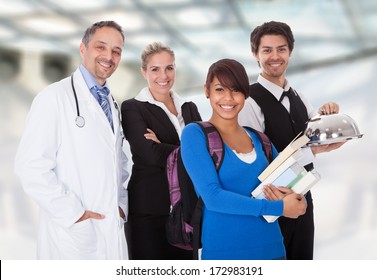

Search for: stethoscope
xmin=71 ymin=74 xmax=121 ymax=128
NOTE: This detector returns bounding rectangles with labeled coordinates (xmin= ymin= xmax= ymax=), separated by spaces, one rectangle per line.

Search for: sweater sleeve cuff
xmin=261 ymin=200 xmax=284 ymax=216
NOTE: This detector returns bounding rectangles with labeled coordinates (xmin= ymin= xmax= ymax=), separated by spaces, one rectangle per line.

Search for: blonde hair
xmin=141 ymin=42 xmax=175 ymax=70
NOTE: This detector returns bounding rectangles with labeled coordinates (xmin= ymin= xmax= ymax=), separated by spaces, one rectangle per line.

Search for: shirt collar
xmin=135 ymin=87 xmax=185 ymax=109
xmin=257 ymin=74 xmax=291 ymax=101
xmin=79 ymin=64 xmax=109 ymax=92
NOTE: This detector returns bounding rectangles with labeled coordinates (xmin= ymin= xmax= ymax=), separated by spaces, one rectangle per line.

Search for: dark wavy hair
xmin=250 ymin=21 xmax=295 ymax=54
xmin=205 ymin=58 xmax=249 ymax=98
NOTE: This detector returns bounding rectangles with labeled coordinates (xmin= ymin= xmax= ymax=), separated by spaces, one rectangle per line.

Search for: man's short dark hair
xmin=82 ymin=21 xmax=125 ymax=47
xmin=250 ymin=21 xmax=295 ymax=54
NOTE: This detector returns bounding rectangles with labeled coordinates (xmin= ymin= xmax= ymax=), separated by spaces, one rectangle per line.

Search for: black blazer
xmin=121 ymin=98 xmax=202 ymax=215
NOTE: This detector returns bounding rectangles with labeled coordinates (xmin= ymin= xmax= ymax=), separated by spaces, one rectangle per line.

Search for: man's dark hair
xmin=250 ymin=21 xmax=295 ymax=54
xmin=82 ymin=21 xmax=125 ymax=47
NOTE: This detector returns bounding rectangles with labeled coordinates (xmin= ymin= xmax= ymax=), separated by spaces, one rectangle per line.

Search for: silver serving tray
xmin=307 ymin=134 xmax=363 ymax=146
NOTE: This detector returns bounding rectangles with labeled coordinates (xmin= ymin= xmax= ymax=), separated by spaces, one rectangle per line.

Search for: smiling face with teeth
xmin=206 ymin=76 xmax=246 ymax=122
xmin=204 ymin=59 xmax=249 ymax=123
xmin=80 ymin=26 xmax=124 ymax=86
xmin=141 ymin=50 xmax=175 ymax=99
xmin=253 ymin=34 xmax=292 ymax=87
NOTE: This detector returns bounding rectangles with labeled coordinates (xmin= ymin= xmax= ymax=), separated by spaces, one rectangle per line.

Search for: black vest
xmin=250 ymin=82 xmax=313 ymax=170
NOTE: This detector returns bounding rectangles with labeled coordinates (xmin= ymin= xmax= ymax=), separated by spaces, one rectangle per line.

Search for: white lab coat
xmin=14 ymin=68 xmax=129 ymax=259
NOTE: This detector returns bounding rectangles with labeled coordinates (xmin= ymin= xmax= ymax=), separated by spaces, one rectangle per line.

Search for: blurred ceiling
xmin=0 ymin=0 xmax=377 ymax=91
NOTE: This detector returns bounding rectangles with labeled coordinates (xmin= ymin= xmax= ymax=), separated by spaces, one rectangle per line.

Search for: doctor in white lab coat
xmin=14 ymin=21 xmax=129 ymax=259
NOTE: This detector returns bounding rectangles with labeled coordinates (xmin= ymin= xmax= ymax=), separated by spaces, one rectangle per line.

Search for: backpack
xmin=165 ymin=121 xmax=273 ymax=259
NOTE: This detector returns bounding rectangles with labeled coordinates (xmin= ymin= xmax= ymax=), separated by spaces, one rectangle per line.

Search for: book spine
xmin=252 ymin=151 xmax=304 ymax=197
xmin=263 ymin=215 xmax=279 ymax=223
xmin=261 ymin=170 xmax=321 ymax=223
xmin=258 ymin=149 xmax=304 ymax=181
xmin=258 ymin=134 xmax=309 ymax=181
xmin=291 ymin=170 xmax=321 ymax=195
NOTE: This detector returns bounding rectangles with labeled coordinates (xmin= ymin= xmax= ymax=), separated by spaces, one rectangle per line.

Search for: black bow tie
xmin=279 ymin=88 xmax=292 ymax=103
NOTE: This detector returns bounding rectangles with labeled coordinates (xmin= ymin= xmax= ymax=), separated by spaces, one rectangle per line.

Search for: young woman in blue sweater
xmin=180 ymin=59 xmax=307 ymax=260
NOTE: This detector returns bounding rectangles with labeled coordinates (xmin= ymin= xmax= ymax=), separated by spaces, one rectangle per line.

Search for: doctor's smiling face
xmin=80 ymin=25 xmax=124 ymax=86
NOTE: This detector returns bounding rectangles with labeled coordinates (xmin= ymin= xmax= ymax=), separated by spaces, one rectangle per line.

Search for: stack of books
xmin=252 ymin=133 xmax=321 ymax=223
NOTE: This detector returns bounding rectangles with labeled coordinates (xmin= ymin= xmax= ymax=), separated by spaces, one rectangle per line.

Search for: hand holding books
xmin=252 ymin=133 xmax=321 ymax=223
xmin=263 ymin=185 xmax=307 ymax=219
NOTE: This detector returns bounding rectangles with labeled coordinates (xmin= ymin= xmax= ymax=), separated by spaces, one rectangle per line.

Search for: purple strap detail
xmin=166 ymin=121 xmax=224 ymax=208
xmin=255 ymin=131 xmax=272 ymax=162
xmin=197 ymin=121 xmax=224 ymax=170
xmin=166 ymin=148 xmax=181 ymax=206
xmin=206 ymin=131 xmax=223 ymax=169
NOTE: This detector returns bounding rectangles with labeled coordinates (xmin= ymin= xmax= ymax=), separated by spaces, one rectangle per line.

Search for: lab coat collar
xmin=72 ymin=68 xmax=120 ymax=138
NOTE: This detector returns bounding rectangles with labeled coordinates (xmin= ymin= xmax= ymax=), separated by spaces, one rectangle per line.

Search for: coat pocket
xmin=69 ymin=218 xmax=98 ymax=257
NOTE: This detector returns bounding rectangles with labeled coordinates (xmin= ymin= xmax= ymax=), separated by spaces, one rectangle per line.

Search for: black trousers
xmin=278 ymin=191 xmax=314 ymax=260
xmin=125 ymin=213 xmax=193 ymax=260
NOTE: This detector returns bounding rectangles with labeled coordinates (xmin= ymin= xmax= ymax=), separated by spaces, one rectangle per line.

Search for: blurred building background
xmin=0 ymin=0 xmax=376 ymax=259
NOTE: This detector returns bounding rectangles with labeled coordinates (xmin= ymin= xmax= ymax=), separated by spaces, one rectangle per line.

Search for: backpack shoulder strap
xmin=190 ymin=121 xmax=224 ymax=260
xmin=243 ymin=126 xmax=273 ymax=163
xmin=195 ymin=121 xmax=224 ymax=170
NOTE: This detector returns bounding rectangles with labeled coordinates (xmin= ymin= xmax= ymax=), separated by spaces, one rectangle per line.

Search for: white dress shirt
xmin=135 ymin=87 xmax=186 ymax=138
xmin=238 ymin=75 xmax=317 ymax=166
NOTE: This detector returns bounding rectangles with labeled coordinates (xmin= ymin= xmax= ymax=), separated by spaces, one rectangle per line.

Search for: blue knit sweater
xmin=181 ymin=123 xmax=286 ymax=260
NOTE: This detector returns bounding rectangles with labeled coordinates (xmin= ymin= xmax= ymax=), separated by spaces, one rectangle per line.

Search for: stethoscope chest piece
xmin=71 ymin=73 xmax=120 ymax=129
xmin=75 ymin=116 xmax=85 ymax=128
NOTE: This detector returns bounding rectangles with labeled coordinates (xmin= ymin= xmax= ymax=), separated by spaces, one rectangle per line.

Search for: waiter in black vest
xmin=239 ymin=21 xmax=344 ymax=260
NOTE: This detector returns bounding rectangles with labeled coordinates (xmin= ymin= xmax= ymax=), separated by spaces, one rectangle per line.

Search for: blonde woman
xmin=121 ymin=42 xmax=201 ymax=259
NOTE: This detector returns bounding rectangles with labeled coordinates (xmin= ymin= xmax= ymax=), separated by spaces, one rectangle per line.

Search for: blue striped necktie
xmin=95 ymin=86 xmax=114 ymax=131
